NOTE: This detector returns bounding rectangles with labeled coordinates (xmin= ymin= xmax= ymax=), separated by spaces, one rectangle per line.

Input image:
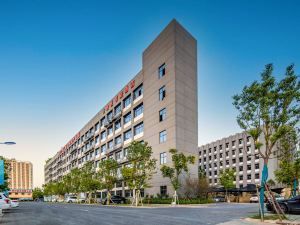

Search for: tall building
xmin=8 ymin=159 xmax=33 ymax=199
xmin=198 ymin=131 xmax=279 ymax=188
xmin=44 ymin=19 xmax=198 ymax=197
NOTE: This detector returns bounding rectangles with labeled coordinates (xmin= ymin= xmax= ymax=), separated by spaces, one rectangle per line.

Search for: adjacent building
xmin=198 ymin=132 xmax=279 ymax=188
xmin=8 ymin=159 xmax=33 ymax=199
xmin=44 ymin=19 xmax=198 ymax=197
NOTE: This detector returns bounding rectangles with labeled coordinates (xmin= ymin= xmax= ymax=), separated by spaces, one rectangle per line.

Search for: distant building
xmin=8 ymin=159 xmax=33 ymax=199
xmin=198 ymin=131 xmax=280 ymax=188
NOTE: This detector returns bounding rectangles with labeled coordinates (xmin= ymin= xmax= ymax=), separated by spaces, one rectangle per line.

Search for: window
xmin=239 ymin=166 xmax=243 ymax=171
xmin=247 ymin=165 xmax=251 ymax=170
xmin=159 ymin=86 xmax=166 ymax=101
xmin=134 ymin=122 xmax=144 ymax=136
xmin=159 ymin=130 xmax=167 ymax=143
xmin=255 ymin=173 xmax=259 ymax=179
xmin=219 ymin=145 xmax=222 ymax=150
xmin=95 ymin=122 xmax=99 ymax=132
xmin=160 ymin=186 xmax=167 ymax=196
xmin=232 ymin=141 xmax=235 ymax=146
xmin=232 ymin=158 xmax=236 ymax=163
xmin=239 ymin=157 xmax=243 ymax=162
xmin=116 ymin=151 xmax=122 ymax=161
xmin=100 ymin=117 xmax=105 ymax=127
xmin=134 ymin=103 xmax=143 ymax=117
xmin=159 ymin=108 xmax=167 ymax=122
xmin=239 ymin=148 xmax=243 ymax=154
xmin=239 ymin=175 xmax=243 ymax=180
xmin=107 ymin=111 xmax=113 ymax=121
xmin=123 ymin=94 xmax=131 ymax=108
xmin=107 ymin=126 xmax=113 ymax=136
xmin=158 ymin=63 xmax=166 ymax=78
xmin=95 ymin=135 xmax=100 ymax=145
xmin=123 ymin=112 xmax=132 ymax=124
xmin=95 ymin=148 xmax=100 ymax=156
xmin=225 ymin=143 xmax=229 ymax=148
xmin=123 ymin=148 xmax=128 ymax=158
xmin=247 ymin=174 xmax=251 ymax=180
xmin=124 ymin=129 xmax=132 ymax=141
xmin=108 ymin=140 xmax=113 ymax=150
xmin=160 ymin=152 xmax=167 ymax=164
xmin=101 ymin=131 xmax=106 ymax=140
xmin=115 ymin=135 xmax=122 ymax=145
xmin=115 ymin=119 xmax=121 ymax=130
xmin=255 ymin=164 xmax=259 ymax=169
xmin=239 ymin=139 xmax=243 ymax=145
xmin=133 ymin=84 xmax=143 ymax=100
xmin=101 ymin=144 xmax=106 ymax=154
xmin=247 ymin=136 xmax=251 ymax=142
xmin=114 ymin=103 xmax=122 ymax=115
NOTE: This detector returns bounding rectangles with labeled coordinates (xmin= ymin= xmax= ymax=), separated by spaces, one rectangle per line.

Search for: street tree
xmin=121 ymin=141 xmax=156 ymax=206
xmin=97 ymin=158 xmax=118 ymax=205
xmin=232 ymin=64 xmax=300 ymax=215
xmin=160 ymin=148 xmax=195 ymax=205
xmin=32 ymin=187 xmax=44 ymax=200
xmin=219 ymin=169 xmax=235 ymax=202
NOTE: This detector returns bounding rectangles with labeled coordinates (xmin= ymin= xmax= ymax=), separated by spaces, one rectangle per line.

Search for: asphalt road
xmin=1 ymin=202 xmax=258 ymax=225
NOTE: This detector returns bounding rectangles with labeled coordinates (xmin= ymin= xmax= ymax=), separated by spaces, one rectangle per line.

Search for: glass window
xmin=114 ymin=103 xmax=121 ymax=115
xmin=100 ymin=117 xmax=105 ymax=127
xmin=123 ymin=94 xmax=131 ymax=108
xmin=108 ymin=140 xmax=113 ymax=150
xmin=134 ymin=103 xmax=143 ymax=117
xmin=159 ymin=108 xmax=166 ymax=122
xmin=160 ymin=152 xmax=167 ymax=164
xmin=124 ymin=129 xmax=132 ymax=141
xmin=107 ymin=126 xmax=113 ymax=136
xmin=115 ymin=119 xmax=121 ymax=130
xmin=159 ymin=130 xmax=167 ymax=143
xmin=95 ymin=122 xmax=99 ymax=132
xmin=116 ymin=151 xmax=122 ymax=160
xmin=133 ymin=84 xmax=143 ymax=100
xmin=95 ymin=135 xmax=100 ymax=144
xmin=158 ymin=63 xmax=166 ymax=78
xmin=95 ymin=148 xmax=100 ymax=156
xmin=159 ymin=86 xmax=166 ymax=101
xmin=115 ymin=135 xmax=122 ymax=145
xmin=101 ymin=131 xmax=106 ymax=140
xmin=123 ymin=112 xmax=132 ymax=124
xmin=160 ymin=186 xmax=167 ymax=196
xmin=101 ymin=144 xmax=106 ymax=154
xmin=134 ymin=122 xmax=144 ymax=136
xmin=107 ymin=111 xmax=113 ymax=121
xmin=239 ymin=139 xmax=243 ymax=145
xmin=123 ymin=148 xmax=128 ymax=158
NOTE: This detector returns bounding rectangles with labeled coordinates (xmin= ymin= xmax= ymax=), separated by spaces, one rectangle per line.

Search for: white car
xmin=10 ymin=200 xmax=19 ymax=208
xmin=65 ymin=196 xmax=77 ymax=203
xmin=249 ymin=194 xmax=259 ymax=203
xmin=0 ymin=193 xmax=11 ymax=210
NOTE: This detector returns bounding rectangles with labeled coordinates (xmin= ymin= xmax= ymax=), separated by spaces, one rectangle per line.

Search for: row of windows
xmin=208 ymin=173 xmax=260 ymax=184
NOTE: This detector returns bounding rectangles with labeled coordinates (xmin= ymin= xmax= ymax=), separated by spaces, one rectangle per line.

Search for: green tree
xmin=80 ymin=161 xmax=101 ymax=203
xmin=219 ymin=169 xmax=235 ymax=202
xmin=97 ymin=158 xmax=118 ymax=205
xmin=32 ymin=187 xmax=44 ymax=200
xmin=267 ymin=179 xmax=276 ymax=187
xmin=233 ymin=64 xmax=300 ymax=214
xmin=160 ymin=149 xmax=195 ymax=205
xmin=69 ymin=168 xmax=82 ymax=201
xmin=121 ymin=141 xmax=156 ymax=206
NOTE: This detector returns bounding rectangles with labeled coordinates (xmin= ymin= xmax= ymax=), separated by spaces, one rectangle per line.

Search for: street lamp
xmin=0 ymin=142 xmax=16 ymax=145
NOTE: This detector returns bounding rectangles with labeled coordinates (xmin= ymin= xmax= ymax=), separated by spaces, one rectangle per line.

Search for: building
xmin=198 ymin=131 xmax=279 ymax=188
xmin=44 ymin=19 xmax=198 ymax=197
xmin=8 ymin=159 xmax=33 ymax=199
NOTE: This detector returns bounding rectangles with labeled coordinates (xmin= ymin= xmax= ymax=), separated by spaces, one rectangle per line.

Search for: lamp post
xmin=0 ymin=141 xmax=15 ymax=216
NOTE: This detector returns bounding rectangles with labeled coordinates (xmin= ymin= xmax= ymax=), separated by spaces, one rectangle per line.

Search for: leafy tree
xmin=160 ymin=148 xmax=195 ymax=204
xmin=267 ymin=179 xmax=276 ymax=187
xmin=219 ymin=168 xmax=235 ymax=202
xmin=32 ymin=187 xmax=44 ymax=200
xmin=97 ymin=158 xmax=118 ymax=205
xmin=80 ymin=161 xmax=101 ymax=203
xmin=233 ymin=64 xmax=300 ymax=214
xmin=121 ymin=141 xmax=156 ymax=206
xmin=69 ymin=168 xmax=82 ymax=200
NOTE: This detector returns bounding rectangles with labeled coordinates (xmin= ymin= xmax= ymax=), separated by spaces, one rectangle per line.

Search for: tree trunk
xmin=107 ymin=191 xmax=111 ymax=205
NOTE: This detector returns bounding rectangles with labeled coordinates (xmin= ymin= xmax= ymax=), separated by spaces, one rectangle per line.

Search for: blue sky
xmin=0 ymin=0 xmax=299 ymax=187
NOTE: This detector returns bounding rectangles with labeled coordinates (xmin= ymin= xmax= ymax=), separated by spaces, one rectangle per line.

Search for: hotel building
xmin=198 ymin=132 xmax=279 ymax=188
xmin=8 ymin=159 xmax=33 ymax=199
xmin=44 ymin=19 xmax=198 ymax=197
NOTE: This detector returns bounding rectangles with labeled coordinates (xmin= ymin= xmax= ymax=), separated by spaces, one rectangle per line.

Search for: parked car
xmin=212 ymin=196 xmax=226 ymax=203
xmin=250 ymin=194 xmax=259 ymax=203
xmin=65 ymin=196 xmax=77 ymax=203
xmin=10 ymin=200 xmax=19 ymax=208
xmin=102 ymin=195 xmax=126 ymax=204
xmin=266 ymin=195 xmax=300 ymax=214
xmin=0 ymin=192 xmax=11 ymax=210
